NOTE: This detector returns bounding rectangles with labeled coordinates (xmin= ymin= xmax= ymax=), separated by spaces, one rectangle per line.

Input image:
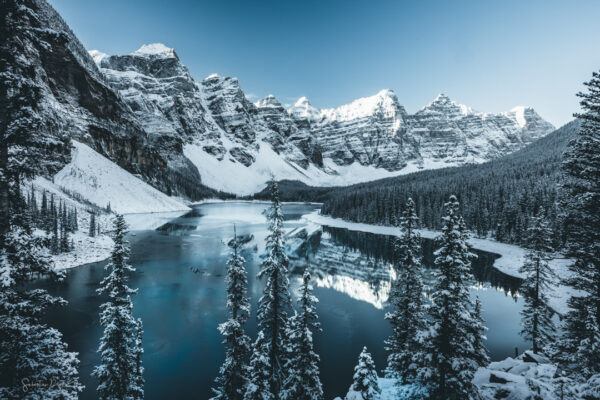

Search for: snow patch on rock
xmin=132 ymin=43 xmax=176 ymax=58
xmin=88 ymin=49 xmax=108 ymax=65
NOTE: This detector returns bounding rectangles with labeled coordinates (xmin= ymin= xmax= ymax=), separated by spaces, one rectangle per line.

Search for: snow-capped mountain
xmin=7 ymin=0 xmax=555 ymax=200
xmin=94 ymin=43 xmax=554 ymax=194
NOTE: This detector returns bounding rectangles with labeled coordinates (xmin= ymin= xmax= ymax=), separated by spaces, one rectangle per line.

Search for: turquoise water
xmin=39 ymin=202 xmax=527 ymax=399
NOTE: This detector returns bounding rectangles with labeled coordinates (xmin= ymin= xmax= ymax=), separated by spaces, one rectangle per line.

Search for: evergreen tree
xmin=0 ymin=192 xmax=83 ymax=398
xmin=245 ymin=181 xmax=292 ymax=399
xmin=244 ymin=332 xmax=274 ymax=400
xmin=131 ymin=318 xmax=144 ymax=400
xmin=51 ymin=199 xmax=58 ymax=254
xmin=212 ymin=226 xmax=251 ymax=400
xmin=89 ymin=212 xmax=96 ymax=238
xmin=557 ymin=69 xmax=600 ymax=383
xmin=72 ymin=207 xmax=79 ymax=232
xmin=281 ymin=271 xmax=323 ymax=400
xmin=60 ymin=202 xmax=69 ymax=252
xmin=346 ymin=347 xmax=380 ymax=400
xmin=40 ymin=190 xmax=48 ymax=232
xmin=29 ymin=184 xmax=38 ymax=223
xmin=384 ymin=198 xmax=426 ymax=384
xmin=470 ymin=297 xmax=490 ymax=367
xmin=92 ymin=214 xmax=144 ymax=399
xmin=418 ymin=195 xmax=485 ymax=400
xmin=519 ymin=209 xmax=557 ymax=354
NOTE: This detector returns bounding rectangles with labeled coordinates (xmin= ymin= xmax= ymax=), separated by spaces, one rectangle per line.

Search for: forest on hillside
xmin=318 ymin=120 xmax=581 ymax=247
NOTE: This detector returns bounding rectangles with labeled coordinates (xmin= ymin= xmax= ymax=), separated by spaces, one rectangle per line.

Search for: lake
xmin=39 ymin=201 xmax=527 ymax=399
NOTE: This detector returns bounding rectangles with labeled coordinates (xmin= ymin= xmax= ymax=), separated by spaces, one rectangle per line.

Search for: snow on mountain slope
xmin=183 ymin=142 xmax=453 ymax=195
xmin=54 ymin=141 xmax=190 ymax=214
xmin=320 ymin=89 xmax=407 ymax=121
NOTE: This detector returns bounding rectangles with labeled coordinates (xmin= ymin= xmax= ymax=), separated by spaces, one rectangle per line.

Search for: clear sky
xmin=49 ymin=0 xmax=600 ymax=127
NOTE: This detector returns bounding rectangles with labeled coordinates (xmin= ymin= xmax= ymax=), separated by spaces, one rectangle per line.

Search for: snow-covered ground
xmin=51 ymin=230 xmax=114 ymax=271
xmin=338 ymin=353 xmax=567 ymax=400
xmin=30 ymin=176 xmax=189 ymax=270
xmin=304 ymin=211 xmax=575 ymax=314
xmin=55 ymin=141 xmax=190 ymax=214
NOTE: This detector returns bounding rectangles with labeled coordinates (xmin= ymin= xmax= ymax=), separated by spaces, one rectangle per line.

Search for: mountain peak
xmin=295 ymin=96 xmax=311 ymax=107
xmin=288 ymin=96 xmax=320 ymax=120
xmin=376 ymin=89 xmax=396 ymax=98
xmin=256 ymin=94 xmax=282 ymax=108
xmin=88 ymin=50 xmax=108 ymax=66
xmin=433 ymin=93 xmax=451 ymax=103
xmin=321 ymin=89 xmax=404 ymax=121
xmin=132 ymin=43 xmax=177 ymax=59
xmin=422 ymin=93 xmax=474 ymax=115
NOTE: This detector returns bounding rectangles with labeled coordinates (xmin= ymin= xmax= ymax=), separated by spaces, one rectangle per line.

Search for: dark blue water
xmin=38 ymin=202 xmax=527 ymax=399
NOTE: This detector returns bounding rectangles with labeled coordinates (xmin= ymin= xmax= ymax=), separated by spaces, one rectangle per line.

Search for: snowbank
xmin=474 ymin=352 xmax=557 ymax=399
xmin=339 ymin=353 xmax=564 ymax=400
xmin=51 ymin=230 xmax=113 ymax=271
xmin=55 ymin=141 xmax=190 ymax=214
xmin=304 ymin=211 xmax=575 ymax=314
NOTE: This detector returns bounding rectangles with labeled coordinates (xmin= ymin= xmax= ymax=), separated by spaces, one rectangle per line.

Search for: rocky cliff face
xmin=404 ymin=94 xmax=555 ymax=164
xmin=4 ymin=0 xmax=206 ymax=198
xmin=6 ymin=0 xmax=556 ymax=198
xmin=293 ymin=92 xmax=555 ymax=171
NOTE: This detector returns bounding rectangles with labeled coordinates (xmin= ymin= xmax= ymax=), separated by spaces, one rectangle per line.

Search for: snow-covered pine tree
xmin=418 ymin=195 xmax=485 ymax=400
xmin=89 ymin=211 xmax=96 ymax=237
xmin=92 ymin=214 xmax=143 ymax=399
xmin=281 ymin=271 xmax=323 ymax=400
xmin=29 ymin=184 xmax=38 ymax=222
xmin=40 ymin=190 xmax=48 ymax=232
xmin=60 ymin=202 xmax=69 ymax=252
xmin=346 ymin=347 xmax=380 ymax=400
xmin=131 ymin=318 xmax=144 ymax=400
xmin=51 ymin=199 xmax=59 ymax=254
xmin=244 ymin=331 xmax=274 ymax=400
xmin=72 ymin=207 xmax=78 ymax=232
xmin=470 ymin=296 xmax=490 ymax=367
xmin=245 ymin=181 xmax=292 ymax=399
xmin=0 ymin=191 xmax=83 ymax=398
xmin=557 ymin=69 xmax=600 ymax=384
xmin=384 ymin=198 xmax=427 ymax=384
xmin=519 ymin=208 xmax=557 ymax=354
xmin=212 ymin=226 xmax=251 ymax=400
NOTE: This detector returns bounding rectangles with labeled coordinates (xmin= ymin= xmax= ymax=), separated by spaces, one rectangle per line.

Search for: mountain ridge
xmin=3 ymin=0 xmax=556 ymax=201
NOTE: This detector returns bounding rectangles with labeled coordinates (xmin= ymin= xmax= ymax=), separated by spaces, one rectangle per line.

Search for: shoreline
xmin=303 ymin=210 xmax=575 ymax=315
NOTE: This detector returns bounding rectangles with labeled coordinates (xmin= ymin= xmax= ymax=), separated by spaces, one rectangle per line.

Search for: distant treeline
xmin=320 ymin=120 xmax=580 ymax=247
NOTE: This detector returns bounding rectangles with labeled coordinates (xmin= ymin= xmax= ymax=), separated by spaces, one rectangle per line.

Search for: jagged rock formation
xmin=3 ymin=0 xmax=207 ymax=198
xmin=5 ymin=0 xmax=556 ymax=198
xmin=291 ymin=91 xmax=555 ymax=171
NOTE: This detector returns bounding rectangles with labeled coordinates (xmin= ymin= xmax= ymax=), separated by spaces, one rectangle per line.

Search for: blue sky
xmin=50 ymin=0 xmax=600 ymax=126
